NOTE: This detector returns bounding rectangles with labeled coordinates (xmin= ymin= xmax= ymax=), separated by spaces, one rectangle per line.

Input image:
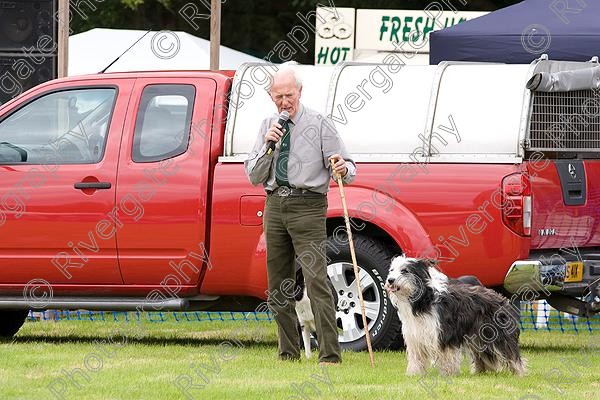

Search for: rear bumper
xmin=503 ymin=259 xmax=600 ymax=297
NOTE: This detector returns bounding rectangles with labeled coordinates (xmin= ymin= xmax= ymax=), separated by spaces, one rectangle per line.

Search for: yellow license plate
xmin=565 ymin=262 xmax=583 ymax=283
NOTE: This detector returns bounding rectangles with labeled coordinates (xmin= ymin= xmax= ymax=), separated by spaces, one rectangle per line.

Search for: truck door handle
xmin=74 ymin=182 xmax=112 ymax=190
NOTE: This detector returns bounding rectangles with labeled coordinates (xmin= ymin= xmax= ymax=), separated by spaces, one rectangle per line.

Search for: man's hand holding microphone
xmin=265 ymin=111 xmax=289 ymax=155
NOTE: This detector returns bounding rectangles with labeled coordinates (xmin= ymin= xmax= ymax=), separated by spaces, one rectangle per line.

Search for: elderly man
xmin=245 ymin=65 xmax=356 ymax=364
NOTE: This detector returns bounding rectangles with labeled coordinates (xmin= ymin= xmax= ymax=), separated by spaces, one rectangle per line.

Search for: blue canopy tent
xmin=430 ymin=0 xmax=599 ymax=64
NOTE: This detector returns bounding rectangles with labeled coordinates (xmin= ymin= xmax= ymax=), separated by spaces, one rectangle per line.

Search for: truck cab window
xmin=132 ymin=84 xmax=195 ymax=163
xmin=0 ymin=88 xmax=116 ymax=164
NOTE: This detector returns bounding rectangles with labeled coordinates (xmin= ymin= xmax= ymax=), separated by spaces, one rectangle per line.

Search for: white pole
xmin=57 ymin=0 xmax=69 ymax=78
xmin=210 ymin=0 xmax=221 ymax=71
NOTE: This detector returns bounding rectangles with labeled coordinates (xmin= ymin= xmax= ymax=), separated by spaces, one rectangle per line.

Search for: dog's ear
xmin=389 ymin=254 xmax=406 ymax=268
xmin=422 ymin=258 xmax=439 ymax=269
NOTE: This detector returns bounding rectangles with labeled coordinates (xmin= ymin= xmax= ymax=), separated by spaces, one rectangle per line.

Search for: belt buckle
xmin=277 ymin=186 xmax=291 ymax=196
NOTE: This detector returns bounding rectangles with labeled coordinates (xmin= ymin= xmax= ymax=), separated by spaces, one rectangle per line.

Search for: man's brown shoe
xmin=319 ymin=361 xmax=341 ymax=366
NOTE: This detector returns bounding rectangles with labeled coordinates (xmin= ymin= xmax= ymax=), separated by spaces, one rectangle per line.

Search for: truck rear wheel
xmin=0 ymin=310 xmax=29 ymax=338
xmin=326 ymin=234 xmax=403 ymax=351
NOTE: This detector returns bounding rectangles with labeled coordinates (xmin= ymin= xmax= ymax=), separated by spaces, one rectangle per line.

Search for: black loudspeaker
xmin=0 ymin=54 xmax=56 ymax=104
xmin=0 ymin=0 xmax=57 ymax=105
xmin=0 ymin=0 xmax=56 ymax=51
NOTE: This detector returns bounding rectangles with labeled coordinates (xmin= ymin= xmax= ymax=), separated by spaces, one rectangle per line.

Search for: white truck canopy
xmin=223 ymin=59 xmax=597 ymax=163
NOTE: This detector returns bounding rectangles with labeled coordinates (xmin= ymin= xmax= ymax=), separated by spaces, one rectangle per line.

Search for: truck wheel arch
xmin=325 ymin=187 xmax=433 ymax=258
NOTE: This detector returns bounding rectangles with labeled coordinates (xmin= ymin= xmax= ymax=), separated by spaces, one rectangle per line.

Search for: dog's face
xmin=386 ymin=256 xmax=450 ymax=317
xmin=385 ymin=256 xmax=430 ymax=301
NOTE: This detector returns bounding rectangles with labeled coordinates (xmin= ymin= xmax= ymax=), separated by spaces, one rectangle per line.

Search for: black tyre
xmin=326 ymin=234 xmax=403 ymax=351
xmin=0 ymin=310 xmax=29 ymax=338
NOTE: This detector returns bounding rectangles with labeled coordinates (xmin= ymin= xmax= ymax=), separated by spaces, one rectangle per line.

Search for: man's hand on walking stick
xmin=329 ymin=154 xmax=347 ymax=180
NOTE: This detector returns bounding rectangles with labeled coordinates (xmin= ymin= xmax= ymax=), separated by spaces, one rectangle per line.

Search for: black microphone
xmin=267 ymin=110 xmax=290 ymax=155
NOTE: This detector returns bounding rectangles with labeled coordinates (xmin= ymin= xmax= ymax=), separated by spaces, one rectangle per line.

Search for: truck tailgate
xmin=528 ymin=159 xmax=600 ymax=249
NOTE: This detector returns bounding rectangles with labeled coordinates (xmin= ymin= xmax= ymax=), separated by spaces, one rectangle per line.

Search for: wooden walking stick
xmin=330 ymin=158 xmax=375 ymax=367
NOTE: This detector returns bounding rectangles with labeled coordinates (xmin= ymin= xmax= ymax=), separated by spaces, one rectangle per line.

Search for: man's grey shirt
xmin=244 ymin=104 xmax=357 ymax=194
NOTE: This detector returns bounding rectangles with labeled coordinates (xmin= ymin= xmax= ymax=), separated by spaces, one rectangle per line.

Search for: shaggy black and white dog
xmin=294 ymin=285 xmax=317 ymax=359
xmin=293 ymin=269 xmax=338 ymax=359
xmin=385 ymin=256 xmax=526 ymax=376
xmin=294 ymin=269 xmax=318 ymax=359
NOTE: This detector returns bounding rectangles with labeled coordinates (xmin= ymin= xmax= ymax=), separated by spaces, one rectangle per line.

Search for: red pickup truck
xmin=0 ymin=59 xmax=599 ymax=351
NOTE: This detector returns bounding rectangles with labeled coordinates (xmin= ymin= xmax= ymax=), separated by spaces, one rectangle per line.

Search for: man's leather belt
xmin=267 ymin=186 xmax=325 ymax=197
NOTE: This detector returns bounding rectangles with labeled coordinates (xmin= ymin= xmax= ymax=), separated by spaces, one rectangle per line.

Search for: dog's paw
xmin=405 ymin=366 xmax=427 ymax=376
xmin=511 ymin=357 xmax=528 ymax=376
xmin=436 ymin=366 xmax=460 ymax=376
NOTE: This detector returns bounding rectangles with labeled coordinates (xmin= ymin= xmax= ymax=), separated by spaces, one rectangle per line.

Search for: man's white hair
xmin=268 ymin=61 xmax=302 ymax=92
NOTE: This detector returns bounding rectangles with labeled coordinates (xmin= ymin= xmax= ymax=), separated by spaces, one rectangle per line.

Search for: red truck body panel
xmin=0 ymin=78 xmax=134 ymax=287
xmin=114 ymin=77 xmax=215 ymax=290
xmin=203 ymin=162 xmax=530 ymax=300
xmin=0 ymin=72 xmax=232 ymax=296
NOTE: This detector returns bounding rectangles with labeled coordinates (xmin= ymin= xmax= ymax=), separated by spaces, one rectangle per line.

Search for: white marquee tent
xmin=68 ymin=28 xmax=262 ymax=76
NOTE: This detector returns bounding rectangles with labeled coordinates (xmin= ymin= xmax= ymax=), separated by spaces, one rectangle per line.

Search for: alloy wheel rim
xmin=327 ymin=262 xmax=381 ymax=343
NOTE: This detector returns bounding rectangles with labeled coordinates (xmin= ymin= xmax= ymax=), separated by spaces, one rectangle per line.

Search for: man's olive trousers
xmin=264 ymin=194 xmax=341 ymax=362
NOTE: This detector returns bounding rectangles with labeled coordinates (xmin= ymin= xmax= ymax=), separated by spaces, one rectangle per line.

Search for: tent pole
xmin=210 ymin=0 xmax=221 ymax=71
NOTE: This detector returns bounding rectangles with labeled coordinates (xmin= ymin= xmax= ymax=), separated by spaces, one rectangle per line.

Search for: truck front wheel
xmin=0 ymin=310 xmax=29 ymax=338
xmin=326 ymin=234 xmax=403 ymax=351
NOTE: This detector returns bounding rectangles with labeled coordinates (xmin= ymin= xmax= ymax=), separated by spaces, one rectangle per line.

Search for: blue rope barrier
xmin=519 ymin=300 xmax=599 ymax=333
xmin=25 ymin=301 xmax=600 ymax=332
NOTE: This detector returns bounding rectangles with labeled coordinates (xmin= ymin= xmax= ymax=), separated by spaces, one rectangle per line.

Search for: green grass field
xmin=1 ymin=318 xmax=598 ymax=400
